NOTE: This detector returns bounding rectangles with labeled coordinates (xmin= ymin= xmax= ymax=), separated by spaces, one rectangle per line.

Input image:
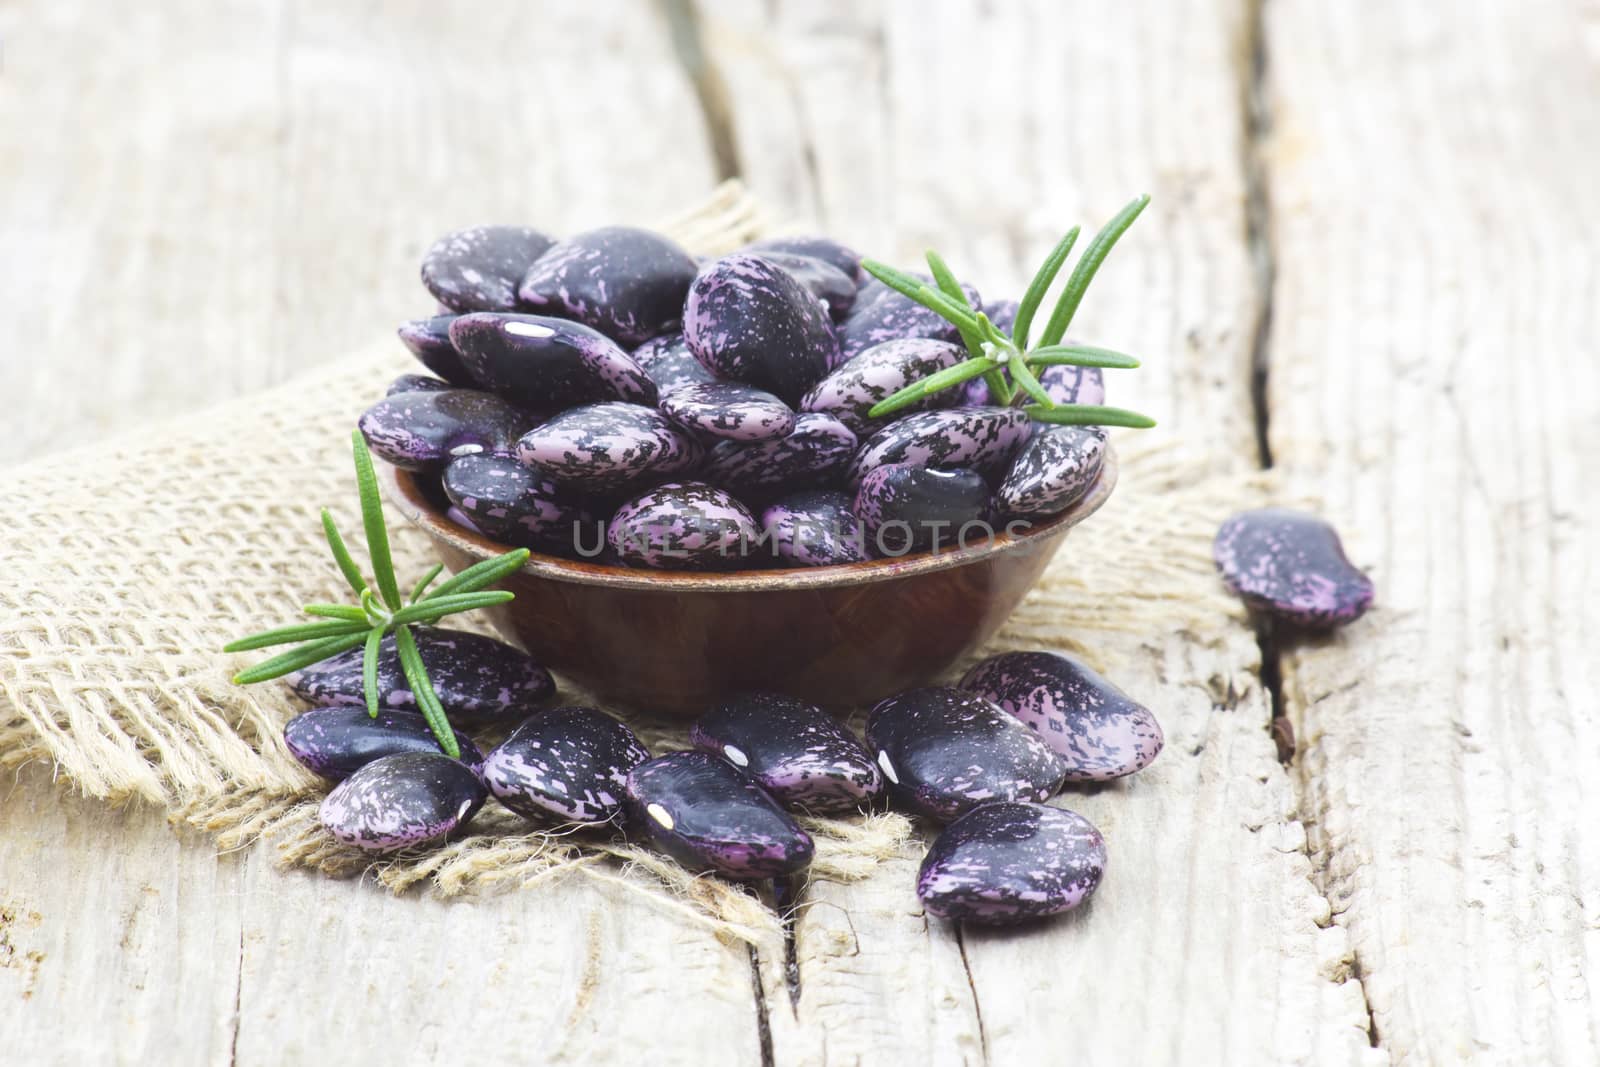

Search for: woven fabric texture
xmin=0 ymin=183 xmax=1274 ymax=939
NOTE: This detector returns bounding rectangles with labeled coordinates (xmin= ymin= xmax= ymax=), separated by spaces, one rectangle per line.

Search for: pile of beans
xmin=358 ymin=224 xmax=1112 ymax=570
xmin=292 ymin=628 xmax=1163 ymax=926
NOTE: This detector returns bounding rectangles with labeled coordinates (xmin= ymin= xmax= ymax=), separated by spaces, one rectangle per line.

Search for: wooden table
xmin=3 ymin=2 xmax=1596 ymax=1063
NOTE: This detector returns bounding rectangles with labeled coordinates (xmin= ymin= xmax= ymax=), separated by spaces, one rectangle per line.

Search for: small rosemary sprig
xmin=860 ymin=194 xmax=1158 ymax=428
xmin=224 ymin=431 xmax=530 ymax=758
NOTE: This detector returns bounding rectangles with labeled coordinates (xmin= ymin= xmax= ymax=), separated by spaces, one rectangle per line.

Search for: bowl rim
xmin=384 ymin=443 xmax=1118 ymax=593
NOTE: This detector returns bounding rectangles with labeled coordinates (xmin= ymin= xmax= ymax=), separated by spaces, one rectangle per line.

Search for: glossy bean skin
xmin=357 ymin=389 xmax=534 ymax=471
xmin=689 ymin=693 xmax=883 ymax=814
xmin=1213 ymin=508 xmax=1375 ymax=628
xmin=625 ymin=751 xmax=815 ymax=879
xmin=518 ymin=226 xmax=699 ymax=346
xmin=449 ymin=312 xmax=657 ymax=410
xmin=607 ymin=481 xmax=759 ymax=571
xmin=515 ymin=402 xmax=702 ymax=494
xmin=865 ymin=687 xmax=1067 ymax=822
xmin=960 ymin=650 xmax=1164 ymax=780
xmin=284 ymin=705 xmax=484 ymax=782
xmin=320 ymin=752 xmax=488 ymax=853
xmin=290 ymin=626 xmax=555 ymax=727
xmin=918 ymin=802 xmax=1107 ymax=924
xmin=852 ymin=464 xmax=991 ymax=556
xmin=421 ymin=225 xmax=554 ymax=313
xmin=684 ymin=254 xmax=839 ymax=402
xmin=482 ymin=706 xmax=651 ymax=824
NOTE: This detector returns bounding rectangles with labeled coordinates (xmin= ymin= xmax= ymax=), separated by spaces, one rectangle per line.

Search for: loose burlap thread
xmin=0 ymin=183 xmax=1277 ymax=941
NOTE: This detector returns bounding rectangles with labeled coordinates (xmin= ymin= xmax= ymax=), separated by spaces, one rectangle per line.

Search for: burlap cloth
xmin=0 ymin=183 xmax=1276 ymax=941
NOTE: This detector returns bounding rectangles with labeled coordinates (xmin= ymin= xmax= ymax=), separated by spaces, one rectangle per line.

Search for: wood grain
xmin=1262 ymin=1 xmax=1600 ymax=1062
xmin=697 ymin=2 xmax=1377 ymax=1063
xmin=4 ymin=0 xmax=1595 ymax=1063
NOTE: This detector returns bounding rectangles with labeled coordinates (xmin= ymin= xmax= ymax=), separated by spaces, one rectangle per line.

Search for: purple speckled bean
xmin=397 ymin=315 xmax=474 ymax=385
xmin=320 ymin=752 xmax=487 ymax=854
xmin=442 ymin=452 xmax=589 ymax=551
xmin=421 ymin=226 xmax=554 ymax=313
xmin=482 ymin=706 xmax=651 ymax=825
xmin=684 ymin=254 xmax=839 ymax=402
xmin=760 ymin=490 xmax=871 ymax=567
xmin=852 ymin=464 xmax=991 ymax=555
xmin=515 ymin=402 xmax=702 ymax=493
xmin=960 ymin=651 xmax=1164 ymax=780
xmin=625 ymin=750 xmax=815 ymax=879
xmin=450 ymin=312 xmax=656 ymax=409
xmin=984 ymin=298 xmax=1020 ymax=336
xmin=290 ymin=626 xmax=554 ymax=727
xmin=800 ymin=338 xmax=967 ymax=435
xmin=748 ymin=251 xmax=857 ymax=320
xmin=631 ymin=331 xmax=719 ymax=394
xmin=518 ymin=226 xmax=698 ymax=346
xmin=994 ymin=426 xmax=1107 ymax=518
xmin=660 ymin=382 xmax=796 ymax=443
xmin=846 ymin=406 xmax=1030 ymax=487
xmin=357 ymin=389 xmax=535 ymax=472
xmin=743 ymin=235 xmax=862 ymax=282
xmin=689 ymin=693 xmax=883 ymax=814
xmin=1036 ymin=363 xmax=1106 ymax=406
xmin=1213 ymin=508 xmax=1375 ymax=628
xmin=701 ymin=412 xmax=857 ymax=497
xmin=961 ymin=362 xmax=1104 ymax=408
xmin=865 ymin=686 xmax=1066 ymax=822
xmin=838 ymin=277 xmax=981 ymax=362
xmin=607 ymin=481 xmax=758 ymax=570
xmin=386 ymin=373 xmax=452 ymax=397
xmin=284 ymin=705 xmax=484 ymax=782
xmin=918 ymin=802 xmax=1106 ymax=924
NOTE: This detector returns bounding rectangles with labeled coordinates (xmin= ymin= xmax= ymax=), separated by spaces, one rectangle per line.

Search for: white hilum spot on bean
xmin=505 ymin=321 xmax=556 ymax=339
xmin=647 ymin=803 xmax=675 ymax=830
xmin=723 ymin=745 xmax=749 ymax=768
xmin=877 ymin=750 xmax=899 ymax=785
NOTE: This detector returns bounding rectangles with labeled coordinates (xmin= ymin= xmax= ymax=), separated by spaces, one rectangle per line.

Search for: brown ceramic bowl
xmin=385 ymin=448 xmax=1117 ymax=714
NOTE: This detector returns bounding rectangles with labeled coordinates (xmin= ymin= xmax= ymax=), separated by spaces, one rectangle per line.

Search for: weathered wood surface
xmin=1 ymin=1 xmax=1593 ymax=1064
xmin=1262 ymin=2 xmax=1600 ymax=1063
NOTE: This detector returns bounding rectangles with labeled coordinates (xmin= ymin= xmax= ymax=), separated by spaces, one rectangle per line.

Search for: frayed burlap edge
xmin=0 ymin=182 xmax=1293 ymax=941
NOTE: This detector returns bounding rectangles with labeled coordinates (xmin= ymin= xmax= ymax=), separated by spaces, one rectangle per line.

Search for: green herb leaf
xmin=926 ymin=252 xmax=1012 ymax=403
xmin=1027 ymin=345 xmax=1142 ymax=370
xmin=394 ymin=624 xmax=460 ymax=758
xmin=422 ymin=549 xmax=530 ymax=602
xmin=351 ymin=431 xmax=404 ymax=611
xmin=321 ymin=509 xmax=368 ymax=598
xmin=409 ymin=563 xmax=445 ymax=603
xmin=1023 ymin=403 xmax=1158 ymax=428
xmin=303 ymin=604 xmax=370 ymax=622
xmin=867 ymin=357 xmax=1003 ymax=419
xmin=860 ymin=259 xmax=983 ymax=333
xmin=1013 ymin=226 xmax=1080 ymax=350
xmin=1037 ymin=194 xmax=1150 ymax=348
xmin=231 ymin=630 xmax=370 ymax=685
xmin=223 ymin=618 xmax=372 ymax=653
xmin=1006 ymin=353 xmax=1057 ymax=409
xmin=389 ymin=590 xmax=514 ymax=627
xmin=362 ymin=626 xmax=384 ymax=720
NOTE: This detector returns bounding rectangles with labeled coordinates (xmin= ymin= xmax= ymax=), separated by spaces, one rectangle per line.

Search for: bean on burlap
xmin=0 ymin=183 xmax=1297 ymax=941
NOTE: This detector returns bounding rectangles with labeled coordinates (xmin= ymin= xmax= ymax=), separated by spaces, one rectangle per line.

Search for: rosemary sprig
xmin=860 ymin=194 xmax=1159 ymax=429
xmin=224 ymin=431 xmax=530 ymax=758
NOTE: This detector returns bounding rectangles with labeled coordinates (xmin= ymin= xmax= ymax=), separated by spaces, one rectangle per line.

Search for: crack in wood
xmin=954 ymin=926 xmax=991 ymax=1067
xmin=1241 ymin=0 xmax=1276 ymax=471
xmin=775 ymin=875 xmax=804 ymax=1014
xmin=747 ymin=945 xmax=777 ymax=1067
xmin=1240 ymin=0 xmax=1381 ymax=1052
xmin=659 ymin=0 xmax=744 ymax=182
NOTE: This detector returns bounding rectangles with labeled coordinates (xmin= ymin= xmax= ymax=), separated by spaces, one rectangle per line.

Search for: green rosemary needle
xmin=860 ymin=194 xmax=1158 ymax=431
xmin=224 ymin=431 xmax=530 ymax=758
